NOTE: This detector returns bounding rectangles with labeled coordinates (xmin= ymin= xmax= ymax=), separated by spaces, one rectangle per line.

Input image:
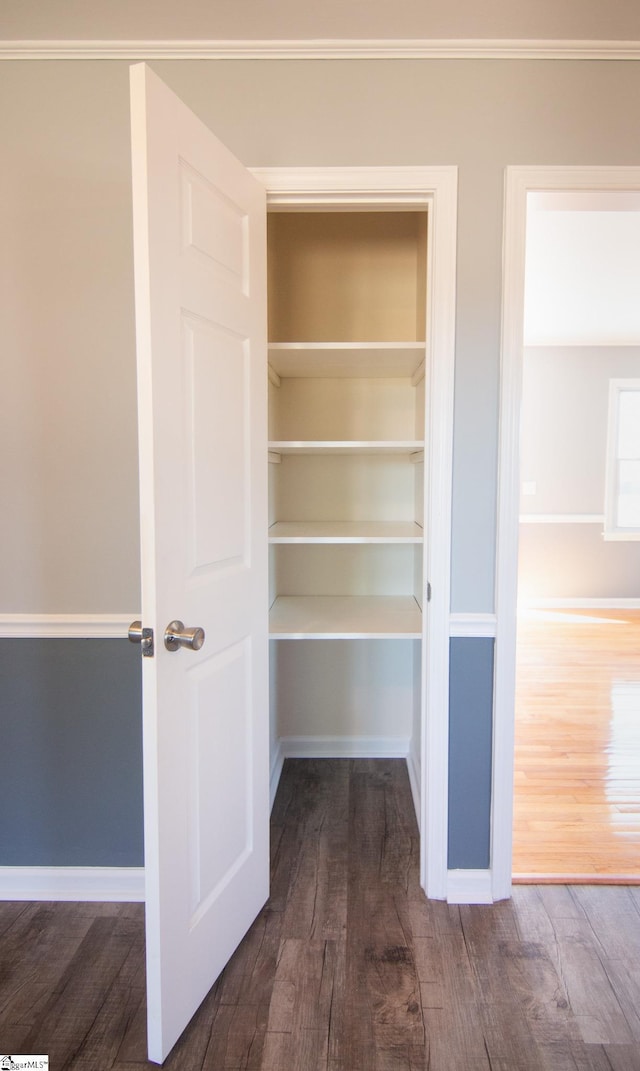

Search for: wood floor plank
xmin=215 ymin=907 xmax=282 ymax=1009
xmin=537 ymin=1041 xmax=617 ymax=1070
xmin=514 ymin=610 xmax=640 ymax=879
xmin=593 ymin=955 xmax=640 ymax=1044
xmin=16 ymin=915 xmax=142 ymax=1067
xmin=65 ymin=983 xmax=145 ymax=1071
xmin=339 ymin=760 xmax=425 ymax=1071
xmin=478 ymin=998 xmax=547 ymax=1071
xmin=421 ymin=1000 xmax=491 ymax=1070
xmin=199 ymin=1000 xmax=269 ymax=1070
xmin=602 ymin=1046 xmax=640 ymax=1071
xmin=571 ymin=885 xmax=640 ymax=961
xmin=547 ymin=917 xmax=634 ymax=1045
xmin=494 ymin=941 xmax=576 ymax=1046
xmin=0 ymin=900 xmax=32 ymax=937
xmin=272 ymin=759 xmax=349 ymax=941
xmin=4 ymin=760 xmax=640 ymax=1069
xmin=0 ymin=903 xmax=96 ymax=1028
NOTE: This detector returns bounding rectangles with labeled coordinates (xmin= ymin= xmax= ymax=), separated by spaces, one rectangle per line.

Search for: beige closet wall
xmin=2 ymin=57 xmax=640 ymax=613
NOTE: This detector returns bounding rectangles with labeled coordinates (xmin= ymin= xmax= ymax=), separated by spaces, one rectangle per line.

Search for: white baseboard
xmin=521 ymin=598 xmax=640 ymax=610
xmin=270 ymin=741 xmax=284 ymax=811
xmin=0 ymin=867 xmax=145 ymax=902
xmin=406 ymin=748 xmax=421 ymax=832
xmin=447 ymin=869 xmax=494 ymax=905
xmin=279 ymin=735 xmax=410 ymax=759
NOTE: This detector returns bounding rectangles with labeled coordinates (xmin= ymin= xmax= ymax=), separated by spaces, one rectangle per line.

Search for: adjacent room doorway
xmin=494 ymin=167 xmax=640 ymax=896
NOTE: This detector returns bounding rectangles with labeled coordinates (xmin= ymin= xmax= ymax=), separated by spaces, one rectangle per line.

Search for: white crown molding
xmin=0 ymin=866 xmax=145 ymax=902
xmin=0 ymin=613 xmax=139 ymax=638
xmin=1 ymin=38 xmax=640 ymax=61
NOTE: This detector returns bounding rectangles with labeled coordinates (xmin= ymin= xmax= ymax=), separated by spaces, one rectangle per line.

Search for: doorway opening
xmin=254 ymin=168 xmax=458 ymax=901
xmin=513 ymin=190 xmax=640 ymax=880
xmin=266 ymin=206 xmax=428 ymax=849
xmin=494 ymin=169 xmax=640 ymax=896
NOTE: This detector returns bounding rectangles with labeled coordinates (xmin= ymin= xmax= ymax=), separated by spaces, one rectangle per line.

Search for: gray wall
xmin=2 ymin=55 xmax=640 ymax=870
xmin=4 ymin=0 xmax=640 ymax=44
xmin=519 ymin=345 xmax=640 ymax=599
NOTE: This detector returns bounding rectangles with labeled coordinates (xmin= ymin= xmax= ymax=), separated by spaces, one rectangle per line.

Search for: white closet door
xmin=130 ymin=62 xmax=269 ymax=1064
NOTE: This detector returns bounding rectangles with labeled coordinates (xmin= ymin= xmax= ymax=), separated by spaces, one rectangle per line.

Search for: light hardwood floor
xmin=2 ymin=760 xmax=640 ymax=1069
xmin=513 ymin=608 xmax=640 ymax=881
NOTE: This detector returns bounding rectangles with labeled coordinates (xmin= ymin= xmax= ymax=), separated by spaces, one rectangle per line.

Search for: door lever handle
xmin=164 ymin=619 xmax=205 ymax=653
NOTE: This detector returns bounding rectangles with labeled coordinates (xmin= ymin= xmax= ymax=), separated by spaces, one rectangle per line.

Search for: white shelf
xmin=268 ymin=342 xmax=425 ymax=380
xmin=269 ymin=521 xmax=424 ymax=544
xmin=269 ymin=596 xmax=422 ymax=639
xmin=268 ymin=440 xmax=424 ymax=456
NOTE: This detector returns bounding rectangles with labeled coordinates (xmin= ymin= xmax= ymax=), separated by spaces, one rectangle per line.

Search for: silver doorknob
xmin=164 ymin=619 xmax=205 ymax=653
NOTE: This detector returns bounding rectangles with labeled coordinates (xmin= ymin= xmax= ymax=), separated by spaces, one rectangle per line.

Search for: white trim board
xmin=269 ymin=742 xmax=284 ymax=811
xmin=0 ymin=614 xmax=139 ymax=639
xmin=519 ymin=514 xmax=604 ymax=524
xmin=407 ymin=747 xmax=421 ymax=830
xmin=2 ymin=39 xmax=640 ymax=60
xmin=449 ymin=613 xmax=497 ymax=638
xmin=258 ymin=165 xmax=456 ymax=905
xmin=521 ymin=598 xmax=640 ymax=610
xmin=493 ymin=165 xmax=640 ymax=905
xmin=0 ymin=867 xmax=145 ymax=902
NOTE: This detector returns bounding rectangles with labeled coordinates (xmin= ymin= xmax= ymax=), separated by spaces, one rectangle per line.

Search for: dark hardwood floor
xmin=2 ymin=759 xmax=640 ymax=1068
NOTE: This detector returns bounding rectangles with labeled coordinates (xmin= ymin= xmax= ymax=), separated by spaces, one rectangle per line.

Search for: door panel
xmin=130 ymin=62 xmax=268 ymax=1064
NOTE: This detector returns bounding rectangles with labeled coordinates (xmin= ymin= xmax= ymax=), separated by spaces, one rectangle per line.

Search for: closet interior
xmin=267 ymin=209 xmax=429 ymax=800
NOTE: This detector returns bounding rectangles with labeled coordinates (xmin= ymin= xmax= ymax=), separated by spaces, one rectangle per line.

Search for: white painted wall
xmin=518 ymin=523 xmax=640 ymax=600
xmin=518 ymin=346 xmax=640 ymax=599
xmin=272 ymin=639 xmax=415 ymax=743
xmin=524 ymin=199 xmax=640 ymax=346
xmin=520 ymin=347 xmax=640 ymax=515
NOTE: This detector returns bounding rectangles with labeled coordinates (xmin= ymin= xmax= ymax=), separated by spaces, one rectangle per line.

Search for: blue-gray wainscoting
xmin=0 ymin=639 xmax=143 ymax=866
xmin=1 ymin=635 xmax=495 ymax=874
xmin=448 ymin=637 xmax=494 ymax=870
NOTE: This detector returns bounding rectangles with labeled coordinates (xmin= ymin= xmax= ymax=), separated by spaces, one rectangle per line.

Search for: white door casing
xmin=255 ymin=167 xmax=457 ymax=901
xmin=130 ymin=63 xmax=269 ymax=1063
xmin=493 ymin=166 xmax=640 ymax=902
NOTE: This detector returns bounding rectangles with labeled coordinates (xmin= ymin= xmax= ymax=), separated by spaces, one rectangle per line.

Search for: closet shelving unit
xmin=267 ymin=212 xmax=428 ymax=650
